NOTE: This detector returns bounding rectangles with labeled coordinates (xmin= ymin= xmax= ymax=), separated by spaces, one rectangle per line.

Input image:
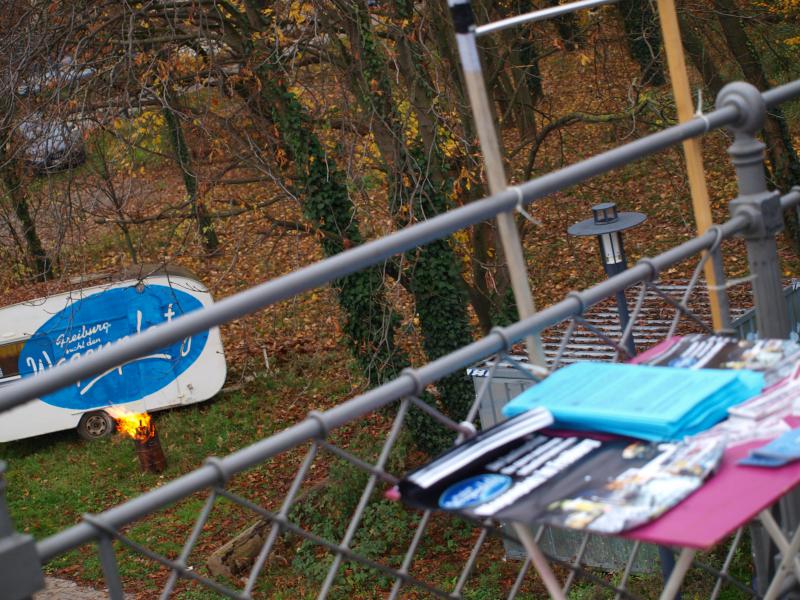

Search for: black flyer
xmin=399 ymin=408 xmax=725 ymax=533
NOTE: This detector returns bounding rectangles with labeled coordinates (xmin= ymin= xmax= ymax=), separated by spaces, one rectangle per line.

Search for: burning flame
xmin=107 ymin=407 xmax=154 ymax=441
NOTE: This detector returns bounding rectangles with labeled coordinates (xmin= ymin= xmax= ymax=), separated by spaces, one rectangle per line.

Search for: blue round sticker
xmin=18 ymin=284 xmax=209 ymax=410
xmin=439 ymin=474 xmax=512 ymax=510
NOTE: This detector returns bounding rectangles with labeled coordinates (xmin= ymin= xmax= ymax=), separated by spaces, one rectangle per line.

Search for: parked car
xmin=16 ymin=57 xmax=94 ymax=173
xmin=18 ymin=113 xmax=86 ymax=173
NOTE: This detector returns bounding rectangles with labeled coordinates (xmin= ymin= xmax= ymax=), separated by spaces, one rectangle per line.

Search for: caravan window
xmin=0 ymin=339 xmax=27 ymax=380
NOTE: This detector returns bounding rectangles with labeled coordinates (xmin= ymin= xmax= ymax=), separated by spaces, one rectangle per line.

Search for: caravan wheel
xmin=77 ymin=411 xmax=115 ymax=440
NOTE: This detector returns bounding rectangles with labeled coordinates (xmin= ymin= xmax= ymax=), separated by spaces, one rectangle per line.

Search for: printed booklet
xmin=399 ymin=407 xmax=725 ymax=534
xmin=644 ymin=335 xmax=800 ymax=386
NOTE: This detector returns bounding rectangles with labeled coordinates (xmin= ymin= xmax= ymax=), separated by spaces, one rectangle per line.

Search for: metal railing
xmin=0 ymin=76 xmax=799 ymax=598
xmin=732 ymin=280 xmax=800 ymax=341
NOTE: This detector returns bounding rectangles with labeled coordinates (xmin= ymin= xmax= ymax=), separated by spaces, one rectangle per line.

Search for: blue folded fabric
xmin=502 ymin=362 xmax=764 ymax=441
xmin=739 ymin=453 xmax=791 ymax=468
xmin=740 ymin=428 xmax=800 ymax=467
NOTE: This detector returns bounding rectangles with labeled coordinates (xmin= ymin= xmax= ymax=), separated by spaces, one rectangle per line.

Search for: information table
xmin=501 ymin=426 xmax=800 ymax=600
xmin=625 ymin=425 xmax=800 ymax=550
xmin=507 ymin=338 xmax=800 ymax=600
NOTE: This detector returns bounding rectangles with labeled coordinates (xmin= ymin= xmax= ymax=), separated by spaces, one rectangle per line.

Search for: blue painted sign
xmin=438 ymin=474 xmax=512 ymax=510
xmin=18 ymin=284 xmax=208 ymax=410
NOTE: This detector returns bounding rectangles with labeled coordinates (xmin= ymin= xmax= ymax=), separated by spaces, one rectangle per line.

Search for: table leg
xmin=750 ymin=518 xmax=775 ymax=596
xmin=758 ymin=509 xmax=800 ymax=584
xmin=658 ymin=548 xmax=695 ymax=600
xmin=511 ymin=523 xmax=567 ymax=600
xmin=658 ymin=545 xmax=681 ymax=600
xmin=763 ymin=515 xmax=800 ymax=600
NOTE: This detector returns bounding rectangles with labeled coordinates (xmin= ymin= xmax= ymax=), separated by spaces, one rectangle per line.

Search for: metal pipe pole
xmin=603 ymin=257 xmax=636 ymax=356
xmin=474 ymin=0 xmax=618 ymax=37
xmin=449 ymin=0 xmax=546 ymax=367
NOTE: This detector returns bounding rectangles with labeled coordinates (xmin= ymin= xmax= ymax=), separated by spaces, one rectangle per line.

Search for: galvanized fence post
xmin=717 ymin=82 xmax=790 ymax=339
xmin=0 ymin=461 xmax=45 ymax=600
xmin=717 ymin=81 xmax=794 ymax=596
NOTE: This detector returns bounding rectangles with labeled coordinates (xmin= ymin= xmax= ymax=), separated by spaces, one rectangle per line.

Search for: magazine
xmin=692 ymin=415 xmax=790 ymax=448
xmin=399 ymin=411 xmax=725 ymax=533
xmin=728 ymin=377 xmax=800 ymax=421
xmin=645 ymin=335 xmax=800 ymax=386
xmin=534 ymin=436 xmax=725 ymax=533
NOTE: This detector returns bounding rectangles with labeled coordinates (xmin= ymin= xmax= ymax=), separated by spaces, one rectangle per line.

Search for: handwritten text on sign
xmin=18 ymin=284 xmax=209 ymax=410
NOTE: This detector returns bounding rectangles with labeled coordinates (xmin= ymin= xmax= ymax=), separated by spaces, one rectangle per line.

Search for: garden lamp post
xmin=568 ymin=202 xmax=646 ymax=356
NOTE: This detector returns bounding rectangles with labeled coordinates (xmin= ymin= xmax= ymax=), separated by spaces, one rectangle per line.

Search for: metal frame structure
xmin=0 ymin=24 xmax=798 ymax=598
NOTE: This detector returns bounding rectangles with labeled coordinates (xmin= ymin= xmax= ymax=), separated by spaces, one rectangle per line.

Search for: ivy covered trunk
xmin=0 ymin=160 xmax=53 ymax=282
xmin=336 ymin=0 xmax=476 ymax=451
xmin=247 ymin=69 xmax=409 ymax=386
xmin=409 ymin=0 xmax=517 ymax=333
xmin=617 ymin=0 xmax=666 ymax=86
xmin=162 ymin=100 xmax=220 ymax=255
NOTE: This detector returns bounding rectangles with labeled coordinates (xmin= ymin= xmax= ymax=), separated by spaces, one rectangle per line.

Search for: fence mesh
xmin=40 ymin=247 xmax=764 ymax=599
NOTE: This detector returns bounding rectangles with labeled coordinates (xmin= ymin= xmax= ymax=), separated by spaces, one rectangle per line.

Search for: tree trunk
xmin=499 ymin=17 xmax=541 ymax=139
xmin=714 ymin=0 xmax=800 ymax=248
xmin=618 ymin=0 xmax=666 ymax=85
xmin=678 ymin=11 xmax=724 ymax=99
xmin=162 ymin=99 xmax=220 ymax=255
xmin=420 ymin=0 xmax=516 ymax=333
xmin=0 ymin=161 xmax=53 ymax=281
xmin=546 ymin=0 xmax=585 ymax=50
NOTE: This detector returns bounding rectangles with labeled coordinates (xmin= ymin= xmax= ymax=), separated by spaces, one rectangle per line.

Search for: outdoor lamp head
xmin=592 ymin=202 xmax=619 ymax=226
xmin=567 ymin=202 xmax=646 ymax=267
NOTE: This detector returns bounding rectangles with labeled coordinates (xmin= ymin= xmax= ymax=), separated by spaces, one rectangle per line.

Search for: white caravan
xmin=0 ymin=265 xmax=226 ymax=442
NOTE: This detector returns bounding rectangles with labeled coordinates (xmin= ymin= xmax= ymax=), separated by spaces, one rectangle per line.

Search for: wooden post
xmin=656 ymin=0 xmax=729 ymax=331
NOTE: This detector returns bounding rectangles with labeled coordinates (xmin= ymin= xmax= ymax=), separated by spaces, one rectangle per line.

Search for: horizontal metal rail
xmin=764 ymin=80 xmax=800 ymax=108
xmin=2 ymin=81 xmax=798 ymax=418
xmin=37 ymin=188 xmax=800 ymax=563
xmin=474 ymin=0 xmax=618 ymax=37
